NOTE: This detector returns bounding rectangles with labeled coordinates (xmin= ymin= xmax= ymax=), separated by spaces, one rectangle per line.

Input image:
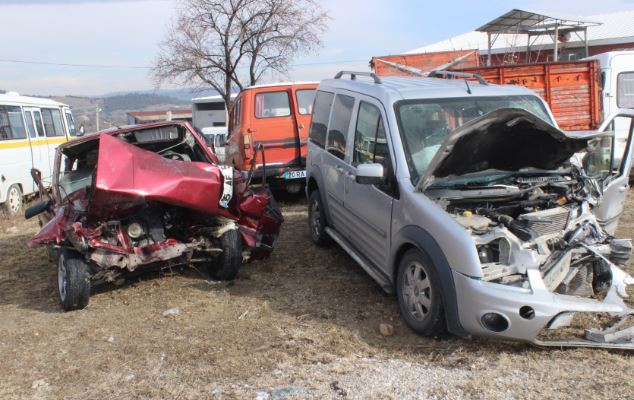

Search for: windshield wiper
xmin=430 ymin=174 xmax=514 ymax=189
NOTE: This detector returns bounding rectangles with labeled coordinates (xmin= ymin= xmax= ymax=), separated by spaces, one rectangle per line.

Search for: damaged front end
xmin=424 ymin=109 xmax=634 ymax=349
xmin=29 ymin=123 xmax=282 ymax=304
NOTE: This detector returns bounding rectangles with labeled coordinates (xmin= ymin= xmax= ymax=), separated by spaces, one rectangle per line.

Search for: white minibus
xmin=0 ymin=92 xmax=77 ymax=214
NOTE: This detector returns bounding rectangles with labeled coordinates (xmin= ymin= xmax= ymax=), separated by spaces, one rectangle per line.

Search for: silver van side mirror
xmin=356 ymin=163 xmax=384 ymax=185
xmin=78 ymin=125 xmax=85 ymax=136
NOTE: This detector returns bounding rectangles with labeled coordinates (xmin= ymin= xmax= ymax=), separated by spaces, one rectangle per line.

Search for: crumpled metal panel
xmin=89 ymin=134 xmax=235 ymax=218
xmin=30 ymin=205 xmax=68 ymax=246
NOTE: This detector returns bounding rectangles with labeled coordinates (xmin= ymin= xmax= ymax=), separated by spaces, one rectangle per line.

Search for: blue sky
xmin=1 ymin=0 xmax=633 ymax=96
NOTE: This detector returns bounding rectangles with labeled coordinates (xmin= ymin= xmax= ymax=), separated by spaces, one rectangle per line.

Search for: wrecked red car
xmin=25 ymin=121 xmax=283 ymax=311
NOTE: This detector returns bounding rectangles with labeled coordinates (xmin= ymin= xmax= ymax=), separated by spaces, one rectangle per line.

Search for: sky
xmin=0 ymin=0 xmax=633 ymax=96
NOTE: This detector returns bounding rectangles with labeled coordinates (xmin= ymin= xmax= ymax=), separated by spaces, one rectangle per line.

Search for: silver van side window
xmin=353 ymin=101 xmax=389 ymax=167
xmin=308 ymin=91 xmax=334 ymax=148
xmin=326 ymin=94 xmax=354 ymax=160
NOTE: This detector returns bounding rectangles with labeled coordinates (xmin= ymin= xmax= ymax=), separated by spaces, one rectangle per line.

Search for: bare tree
xmin=152 ymin=0 xmax=329 ymax=108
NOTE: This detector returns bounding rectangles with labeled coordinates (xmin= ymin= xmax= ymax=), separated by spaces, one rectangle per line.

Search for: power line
xmin=0 ymin=57 xmax=369 ymax=70
xmin=0 ymin=59 xmax=150 ymax=69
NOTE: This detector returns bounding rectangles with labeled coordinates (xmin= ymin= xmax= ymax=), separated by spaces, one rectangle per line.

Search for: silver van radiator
xmin=518 ymin=207 xmax=570 ymax=238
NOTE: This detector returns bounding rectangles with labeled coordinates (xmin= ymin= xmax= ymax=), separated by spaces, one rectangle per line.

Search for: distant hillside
xmin=103 ymin=88 xmax=219 ymax=101
xmin=46 ymin=92 xmax=192 ymax=134
xmin=102 ymin=93 xmax=188 ymax=112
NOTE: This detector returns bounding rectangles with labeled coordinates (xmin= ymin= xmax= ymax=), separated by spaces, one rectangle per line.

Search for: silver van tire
xmin=308 ymin=190 xmax=331 ymax=247
xmin=396 ymin=248 xmax=445 ymax=337
xmin=58 ymin=250 xmax=91 ymax=311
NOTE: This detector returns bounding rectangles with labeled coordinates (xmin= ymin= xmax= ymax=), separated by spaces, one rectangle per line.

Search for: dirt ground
xmin=1 ymin=192 xmax=633 ymax=400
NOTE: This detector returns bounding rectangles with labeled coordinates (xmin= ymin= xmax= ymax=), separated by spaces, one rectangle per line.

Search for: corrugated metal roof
xmin=407 ymin=10 xmax=634 ymax=55
xmin=476 ymin=9 xmax=599 ymax=34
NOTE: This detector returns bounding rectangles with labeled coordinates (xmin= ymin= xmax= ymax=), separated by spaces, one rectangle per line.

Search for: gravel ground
xmin=0 ymin=193 xmax=633 ymax=399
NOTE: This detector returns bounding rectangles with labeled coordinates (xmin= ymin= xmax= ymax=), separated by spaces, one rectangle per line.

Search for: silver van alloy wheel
xmin=402 ymin=261 xmax=432 ymax=321
xmin=310 ymin=198 xmax=321 ymax=238
xmin=7 ymin=185 xmax=22 ymax=214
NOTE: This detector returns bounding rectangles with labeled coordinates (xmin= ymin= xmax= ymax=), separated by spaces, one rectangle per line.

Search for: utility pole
xmin=95 ymin=105 xmax=102 ymax=132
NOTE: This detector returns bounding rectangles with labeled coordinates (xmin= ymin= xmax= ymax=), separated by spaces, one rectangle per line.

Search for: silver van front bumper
xmin=452 ymin=265 xmax=634 ymax=349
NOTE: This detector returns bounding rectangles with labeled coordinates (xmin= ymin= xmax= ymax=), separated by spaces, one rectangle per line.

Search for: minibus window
xmin=24 ymin=111 xmax=37 ymax=138
xmin=65 ymin=112 xmax=76 ymax=135
xmin=42 ymin=108 xmax=65 ymax=137
xmin=0 ymin=106 xmax=27 ymax=140
xmin=33 ymin=111 xmax=44 ymax=137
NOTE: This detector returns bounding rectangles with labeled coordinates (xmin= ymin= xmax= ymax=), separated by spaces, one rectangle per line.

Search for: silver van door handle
xmin=335 ymin=165 xmax=344 ymax=174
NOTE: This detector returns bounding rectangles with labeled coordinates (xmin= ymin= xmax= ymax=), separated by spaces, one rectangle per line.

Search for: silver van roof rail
xmin=334 ymin=71 xmax=382 ymax=84
xmin=428 ymin=70 xmax=489 ymax=85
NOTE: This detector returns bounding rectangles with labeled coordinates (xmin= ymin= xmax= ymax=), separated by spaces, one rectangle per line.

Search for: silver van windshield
xmin=396 ymin=96 xmax=551 ymax=178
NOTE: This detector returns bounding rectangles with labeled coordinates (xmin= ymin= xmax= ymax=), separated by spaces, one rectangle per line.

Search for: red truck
xmin=457 ymin=60 xmax=602 ymax=130
xmin=372 ymin=50 xmax=634 ymax=132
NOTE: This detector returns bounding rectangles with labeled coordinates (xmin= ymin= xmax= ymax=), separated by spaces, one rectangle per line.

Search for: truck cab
xmin=585 ymin=51 xmax=634 ymax=169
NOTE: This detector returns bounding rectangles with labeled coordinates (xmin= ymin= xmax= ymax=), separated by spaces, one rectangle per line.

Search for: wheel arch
xmin=391 ymin=225 xmax=470 ymax=338
xmin=306 ymin=166 xmax=333 ymax=226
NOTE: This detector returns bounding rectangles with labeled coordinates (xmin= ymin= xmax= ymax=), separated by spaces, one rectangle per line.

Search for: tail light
xmin=243 ymin=135 xmax=251 ymax=149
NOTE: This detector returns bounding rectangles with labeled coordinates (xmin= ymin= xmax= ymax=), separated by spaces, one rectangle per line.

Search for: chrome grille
xmin=518 ymin=207 xmax=570 ymax=238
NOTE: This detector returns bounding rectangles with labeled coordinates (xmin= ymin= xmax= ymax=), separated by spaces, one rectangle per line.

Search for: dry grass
xmin=0 ymin=193 xmax=633 ymax=399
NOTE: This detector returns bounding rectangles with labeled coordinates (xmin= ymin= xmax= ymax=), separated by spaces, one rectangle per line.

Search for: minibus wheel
xmin=4 ymin=184 xmax=23 ymax=215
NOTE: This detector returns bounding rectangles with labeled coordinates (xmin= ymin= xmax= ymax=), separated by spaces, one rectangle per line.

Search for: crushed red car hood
xmin=90 ymin=134 xmax=236 ymax=218
xmin=30 ymin=132 xmax=283 ymax=262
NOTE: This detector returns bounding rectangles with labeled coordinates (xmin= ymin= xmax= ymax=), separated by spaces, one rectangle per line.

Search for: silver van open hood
xmin=417 ymin=108 xmax=600 ymax=191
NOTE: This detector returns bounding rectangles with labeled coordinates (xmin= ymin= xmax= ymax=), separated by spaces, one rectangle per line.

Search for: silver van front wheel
xmin=402 ymin=261 xmax=433 ymax=321
xmin=396 ymin=249 xmax=445 ymax=336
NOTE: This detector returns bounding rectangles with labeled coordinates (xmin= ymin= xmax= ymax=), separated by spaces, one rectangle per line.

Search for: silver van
xmin=306 ymin=71 xmax=634 ymax=349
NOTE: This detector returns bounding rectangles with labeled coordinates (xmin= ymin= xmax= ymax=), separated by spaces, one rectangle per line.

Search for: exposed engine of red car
xmin=29 ymin=122 xmax=283 ymax=290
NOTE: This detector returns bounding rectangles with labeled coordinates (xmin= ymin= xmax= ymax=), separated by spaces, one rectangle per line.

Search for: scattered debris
xmin=106 ymin=336 xmax=115 ymax=343
xmin=238 ymin=310 xmax=249 ymax=320
xmin=31 ymin=379 xmax=48 ymax=390
xmin=5 ymin=226 xmax=18 ymax=234
xmin=255 ymin=390 xmax=270 ymax=400
xmin=379 ymin=323 xmax=395 ymax=337
xmin=162 ymin=307 xmax=180 ymax=317
xmin=270 ymin=387 xmax=301 ymax=399
xmin=585 ymin=316 xmax=634 ymax=343
xmin=330 ymin=381 xmax=347 ymax=398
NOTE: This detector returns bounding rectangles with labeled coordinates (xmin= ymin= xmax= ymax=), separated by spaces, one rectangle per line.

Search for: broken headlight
xmin=126 ymin=222 xmax=145 ymax=239
xmin=476 ymin=238 xmax=511 ymax=265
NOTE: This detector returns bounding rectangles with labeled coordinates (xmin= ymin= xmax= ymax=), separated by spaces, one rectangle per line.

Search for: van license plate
xmin=285 ymin=170 xmax=306 ymax=179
